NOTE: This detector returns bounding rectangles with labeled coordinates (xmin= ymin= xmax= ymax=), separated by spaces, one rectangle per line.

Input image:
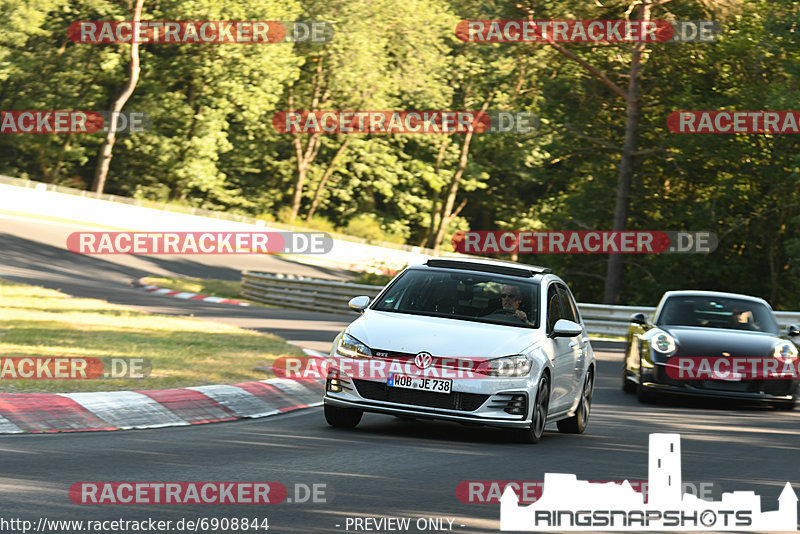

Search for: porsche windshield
xmin=372 ymin=269 xmax=540 ymax=328
xmin=656 ymin=296 xmax=779 ymax=334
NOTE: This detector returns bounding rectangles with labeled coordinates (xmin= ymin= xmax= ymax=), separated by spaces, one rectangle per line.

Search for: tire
xmin=516 ymin=374 xmax=550 ymax=444
xmin=558 ymin=369 xmax=594 ymax=434
xmin=622 ymin=362 xmax=636 ymax=394
xmin=324 ymin=404 xmax=363 ymax=429
xmin=622 ymin=340 xmax=637 ymax=393
xmin=636 ymin=381 xmax=657 ymax=404
xmin=636 ymin=356 xmax=658 ymax=404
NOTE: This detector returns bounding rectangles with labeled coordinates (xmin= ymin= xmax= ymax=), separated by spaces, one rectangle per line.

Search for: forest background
xmin=1 ymin=0 xmax=799 ymax=307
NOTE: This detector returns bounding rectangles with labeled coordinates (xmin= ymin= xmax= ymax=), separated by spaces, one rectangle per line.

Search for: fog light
xmin=326 ymin=378 xmax=342 ymax=393
xmin=504 ymin=394 xmax=527 ymax=415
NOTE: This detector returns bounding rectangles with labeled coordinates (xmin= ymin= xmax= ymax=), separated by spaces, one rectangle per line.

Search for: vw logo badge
xmin=414 ymin=352 xmax=433 ymax=369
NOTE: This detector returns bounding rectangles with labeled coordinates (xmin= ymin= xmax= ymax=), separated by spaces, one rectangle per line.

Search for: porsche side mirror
xmin=348 ymin=296 xmax=370 ymax=313
xmin=551 ymin=319 xmax=583 ymax=338
xmin=787 ymin=324 xmax=800 ymax=337
xmin=630 ymin=312 xmax=648 ymax=326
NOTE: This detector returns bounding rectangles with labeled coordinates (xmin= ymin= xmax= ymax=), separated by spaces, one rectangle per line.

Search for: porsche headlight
xmin=652 ymin=332 xmax=676 ymax=354
xmin=773 ymin=341 xmax=798 ymax=363
xmin=335 ymin=333 xmax=372 ymax=359
xmin=477 ymin=355 xmax=532 ymax=377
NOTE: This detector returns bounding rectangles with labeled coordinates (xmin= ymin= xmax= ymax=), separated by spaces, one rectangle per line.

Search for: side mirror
xmin=630 ymin=312 xmax=648 ymax=326
xmin=348 ymin=296 xmax=370 ymax=313
xmin=551 ymin=319 xmax=583 ymax=338
xmin=787 ymin=324 xmax=800 ymax=337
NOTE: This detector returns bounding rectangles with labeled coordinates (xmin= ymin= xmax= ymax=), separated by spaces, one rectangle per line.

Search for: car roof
xmin=661 ymin=290 xmax=769 ymax=305
xmin=419 ymin=257 xmax=551 ymax=278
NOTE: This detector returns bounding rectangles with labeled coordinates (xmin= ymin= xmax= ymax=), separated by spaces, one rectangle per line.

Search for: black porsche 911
xmin=622 ymin=290 xmax=800 ymax=409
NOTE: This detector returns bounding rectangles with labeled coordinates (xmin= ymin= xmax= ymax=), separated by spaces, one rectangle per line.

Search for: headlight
xmin=335 ymin=333 xmax=372 ymax=359
xmin=476 ymin=355 xmax=532 ymax=377
xmin=773 ymin=341 xmax=798 ymax=363
xmin=651 ymin=332 xmax=676 ymax=354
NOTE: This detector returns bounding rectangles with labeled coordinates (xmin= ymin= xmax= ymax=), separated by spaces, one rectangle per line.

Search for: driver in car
xmin=730 ymin=306 xmax=757 ymax=330
xmin=500 ymin=284 xmax=529 ymax=323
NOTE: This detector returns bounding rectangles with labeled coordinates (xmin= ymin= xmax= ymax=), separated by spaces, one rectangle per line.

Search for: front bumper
xmin=642 ymin=362 xmax=799 ymax=402
xmin=323 ymin=375 xmax=535 ymax=429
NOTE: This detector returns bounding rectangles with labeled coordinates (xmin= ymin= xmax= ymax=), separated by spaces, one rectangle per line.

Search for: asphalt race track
xmin=1 ymin=215 xmax=799 ymax=533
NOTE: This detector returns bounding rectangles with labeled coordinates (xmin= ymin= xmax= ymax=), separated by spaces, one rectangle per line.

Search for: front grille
xmin=697 ymin=380 xmax=756 ymax=392
xmin=697 ymin=379 xmax=796 ymax=395
xmin=352 ymin=380 xmax=489 ymax=411
xmin=655 ymin=367 xmax=797 ymax=396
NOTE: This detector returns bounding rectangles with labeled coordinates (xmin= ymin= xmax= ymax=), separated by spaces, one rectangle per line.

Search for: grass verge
xmin=0 ymin=279 xmax=302 ymax=393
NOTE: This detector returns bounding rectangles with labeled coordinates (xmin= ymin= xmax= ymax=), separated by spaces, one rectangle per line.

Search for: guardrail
xmin=242 ymin=271 xmax=800 ymax=337
xmin=241 ymin=272 xmax=383 ymax=314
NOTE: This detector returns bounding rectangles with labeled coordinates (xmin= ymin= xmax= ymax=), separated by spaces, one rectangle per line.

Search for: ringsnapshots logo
xmin=456 ymin=20 xmax=720 ymax=43
xmin=0 ymin=111 xmax=150 ymax=134
xmin=500 ymin=433 xmax=798 ymax=531
xmin=68 ymin=21 xmax=333 ymax=44
xmin=273 ymin=111 xmax=537 ymax=134
xmin=66 ymin=232 xmax=332 ymax=255
xmin=668 ymin=111 xmax=800 ymax=134
xmin=452 ymin=231 xmax=717 ymax=254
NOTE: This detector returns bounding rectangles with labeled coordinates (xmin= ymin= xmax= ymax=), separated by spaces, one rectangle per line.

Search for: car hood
xmin=347 ymin=310 xmax=537 ymax=359
xmin=660 ymin=325 xmax=779 ymax=357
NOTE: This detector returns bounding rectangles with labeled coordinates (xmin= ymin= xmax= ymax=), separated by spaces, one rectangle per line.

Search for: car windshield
xmin=656 ymin=296 xmax=779 ymax=334
xmin=372 ymin=269 xmax=540 ymax=328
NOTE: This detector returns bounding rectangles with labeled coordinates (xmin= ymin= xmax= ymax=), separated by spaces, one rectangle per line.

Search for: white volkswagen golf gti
xmin=323 ymin=258 xmax=595 ymax=443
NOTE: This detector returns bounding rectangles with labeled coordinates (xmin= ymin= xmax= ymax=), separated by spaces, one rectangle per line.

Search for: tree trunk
xmin=290 ymin=161 xmax=308 ymax=223
xmin=289 ymin=131 xmax=321 ymax=223
xmin=432 ymin=132 xmax=474 ymax=251
xmin=524 ymin=1 xmax=661 ymax=302
xmin=431 ymin=95 xmax=493 ymax=251
xmin=424 ymin=137 xmax=450 ymax=248
xmin=287 ymin=62 xmax=328 ymax=224
xmin=601 ymin=1 xmax=650 ymax=304
xmin=91 ymin=0 xmax=144 ymax=195
xmin=306 ymin=136 xmax=350 ymax=221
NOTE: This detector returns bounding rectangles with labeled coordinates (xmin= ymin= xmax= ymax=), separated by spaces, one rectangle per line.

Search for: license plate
xmin=720 ymin=373 xmax=744 ymax=382
xmin=388 ymin=373 xmax=452 ymax=394
xmin=712 ymin=371 xmax=744 ymax=381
